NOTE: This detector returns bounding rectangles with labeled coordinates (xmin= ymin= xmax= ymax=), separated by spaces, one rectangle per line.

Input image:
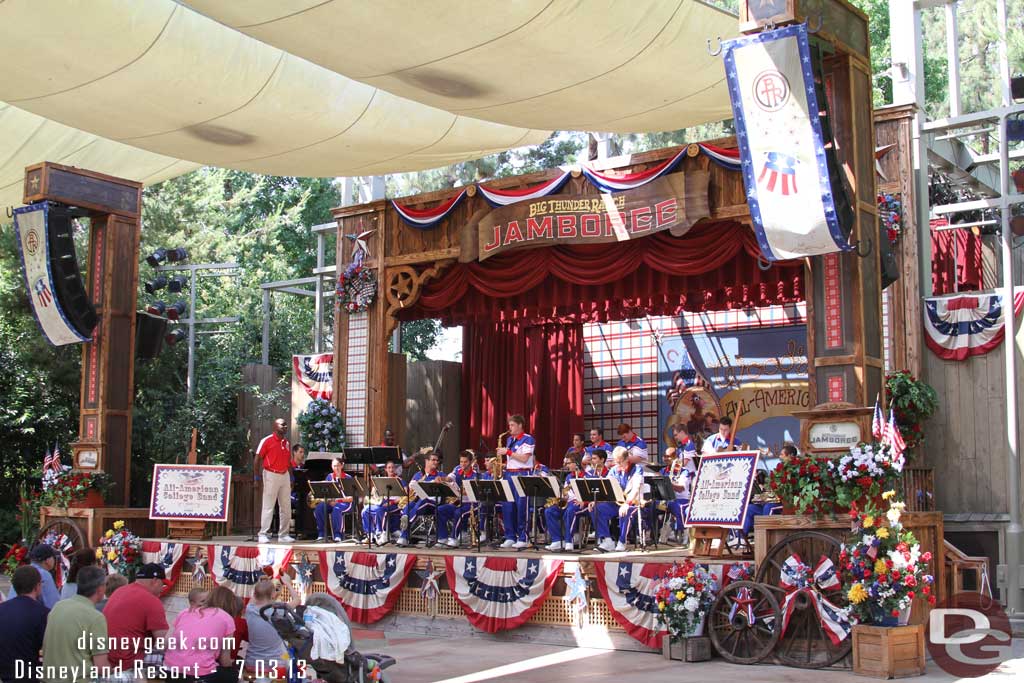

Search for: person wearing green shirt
xmin=41 ymin=565 xmax=109 ymax=683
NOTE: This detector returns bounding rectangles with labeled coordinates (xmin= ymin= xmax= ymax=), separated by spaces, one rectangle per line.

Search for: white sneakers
xmin=499 ymin=539 xmax=516 ymax=548
xmin=597 ymin=538 xmax=616 ymax=552
xmin=279 ymin=534 xmax=295 ymax=543
xmin=479 ymin=533 xmax=488 ymax=542
xmin=614 ymin=541 xmax=627 ymax=552
xmin=445 ymin=537 xmax=459 ymax=548
xmin=396 ymin=537 xmax=409 ymax=546
xmin=513 ymin=540 xmax=529 ymax=549
xmin=376 ymin=532 xmax=388 ymax=545
xmin=315 ymin=536 xmax=325 ymax=542
xmin=258 ymin=534 xmax=270 ymax=544
xmin=544 ymin=541 xmax=563 ymax=551
xmin=563 ymin=542 xmax=574 ymax=551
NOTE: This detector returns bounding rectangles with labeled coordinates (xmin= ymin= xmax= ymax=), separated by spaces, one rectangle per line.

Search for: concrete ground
xmin=351 ymin=627 xmax=1024 ymax=683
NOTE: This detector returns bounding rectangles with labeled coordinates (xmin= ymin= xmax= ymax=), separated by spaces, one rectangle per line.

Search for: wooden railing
xmin=901 ymin=467 xmax=935 ymax=512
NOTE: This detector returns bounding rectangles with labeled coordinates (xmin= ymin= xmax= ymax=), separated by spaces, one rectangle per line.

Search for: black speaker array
xmin=135 ymin=311 xmax=168 ymax=359
xmin=46 ymin=203 xmax=98 ymax=338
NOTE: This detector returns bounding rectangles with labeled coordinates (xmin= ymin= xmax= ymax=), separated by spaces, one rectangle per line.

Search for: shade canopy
xmin=0 ymin=0 xmax=737 ymax=209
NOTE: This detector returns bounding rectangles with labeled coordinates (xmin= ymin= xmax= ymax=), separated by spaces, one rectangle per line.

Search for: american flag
xmin=883 ymin=409 xmax=906 ymax=463
xmin=43 ymin=443 xmax=61 ymax=474
xmin=871 ymin=395 xmax=884 ymax=440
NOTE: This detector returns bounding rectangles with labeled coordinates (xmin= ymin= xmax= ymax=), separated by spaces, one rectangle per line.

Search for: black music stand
xmin=308 ymin=480 xmax=342 ymax=541
xmin=372 ymin=446 xmax=401 ymax=467
xmin=338 ymin=477 xmax=365 ymax=540
xmin=571 ymin=477 xmax=623 ymax=551
xmin=343 ymin=447 xmax=376 ymax=468
xmin=466 ymin=479 xmax=513 ymax=552
xmin=367 ymin=476 xmax=405 ymax=548
xmin=411 ymin=481 xmax=453 ymax=547
xmin=512 ymin=475 xmax=560 ymax=550
xmin=644 ymin=476 xmax=675 ymax=551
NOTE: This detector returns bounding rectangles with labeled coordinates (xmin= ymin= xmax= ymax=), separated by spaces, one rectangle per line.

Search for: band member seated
xmin=397 ymin=451 xmax=445 ymax=546
xmin=478 ymin=455 xmax=504 ymax=543
xmin=314 ymin=457 xmax=353 ymax=542
xmin=615 ymin=423 xmax=649 ymax=465
xmin=381 ymin=428 xmax=414 ymax=477
xmin=544 ymin=458 xmax=588 ymax=551
xmin=595 ymin=446 xmax=651 ymax=552
xmin=583 ymin=428 xmax=610 ymax=466
xmin=496 ymin=414 xmax=535 ymax=549
xmin=362 ymin=461 xmax=405 ymax=544
xmin=585 ymin=449 xmax=609 ymax=477
xmin=661 ymin=440 xmax=696 ymax=537
xmin=702 ymin=415 xmax=735 ymax=454
xmin=437 ymin=451 xmax=478 ymax=548
xmin=669 ymin=422 xmax=699 ymax=468
xmin=565 ymin=433 xmax=586 ymax=465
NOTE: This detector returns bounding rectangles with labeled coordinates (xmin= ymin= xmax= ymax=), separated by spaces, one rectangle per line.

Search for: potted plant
xmin=40 ymin=470 xmax=114 ymax=509
xmin=885 ymin=371 xmax=938 ymax=452
xmin=768 ymin=454 xmax=836 ymax=515
xmin=830 ymin=443 xmax=904 ymax=512
xmin=655 ymin=559 xmax=718 ymax=661
xmin=840 ymin=494 xmax=934 ymax=678
xmin=297 ymin=398 xmax=346 ymax=453
xmin=97 ymin=520 xmax=142 ymax=579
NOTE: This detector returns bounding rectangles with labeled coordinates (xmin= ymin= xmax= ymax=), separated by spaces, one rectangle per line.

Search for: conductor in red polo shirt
xmin=256 ymin=418 xmax=294 ymax=543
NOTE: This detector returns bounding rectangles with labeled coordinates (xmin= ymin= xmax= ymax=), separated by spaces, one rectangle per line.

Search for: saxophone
xmin=494 ymin=430 xmax=510 ymax=478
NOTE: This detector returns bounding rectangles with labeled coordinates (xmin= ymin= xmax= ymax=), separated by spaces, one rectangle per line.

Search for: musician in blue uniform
xmin=661 ymin=438 xmax=696 ymax=538
xmin=361 ymin=460 xmax=406 ymax=544
xmin=437 ymin=451 xmax=479 ymax=548
xmin=702 ymin=415 xmax=735 ymax=454
xmin=478 ymin=455 xmax=505 ymax=543
xmin=544 ymin=458 xmax=591 ymax=551
xmin=314 ymin=457 xmax=353 ymax=542
xmin=616 ymin=423 xmax=649 ymax=465
xmin=497 ymin=414 xmax=535 ymax=549
xmin=595 ymin=446 xmax=650 ymax=552
xmin=564 ymin=433 xmax=586 ymax=466
xmin=397 ymin=451 xmax=445 ymax=546
xmin=583 ymin=428 xmax=611 ymax=466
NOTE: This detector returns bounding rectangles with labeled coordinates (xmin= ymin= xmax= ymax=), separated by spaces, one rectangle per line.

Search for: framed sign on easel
xmin=684 ymin=451 xmax=760 ymax=556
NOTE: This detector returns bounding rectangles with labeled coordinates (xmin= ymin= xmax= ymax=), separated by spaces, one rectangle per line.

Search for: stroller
xmin=258 ymin=601 xmax=396 ymax=683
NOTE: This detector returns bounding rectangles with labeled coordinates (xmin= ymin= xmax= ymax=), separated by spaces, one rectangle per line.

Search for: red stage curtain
xmin=931 ymin=218 xmax=984 ymax=294
xmin=462 ymin=321 xmax=584 ymax=467
xmin=401 ymin=221 xmax=803 ymax=326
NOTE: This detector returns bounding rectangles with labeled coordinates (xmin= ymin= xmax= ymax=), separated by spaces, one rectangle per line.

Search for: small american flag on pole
xmin=883 ymin=409 xmax=907 ymax=464
xmin=872 ymin=395 xmax=884 ymax=440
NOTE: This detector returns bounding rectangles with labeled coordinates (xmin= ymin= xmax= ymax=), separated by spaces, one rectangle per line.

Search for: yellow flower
xmin=876 ymin=527 xmax=890 ymax=539
xmin=106 ymin=550 xmax=117 ymax=561
xmin=113 ymin=520 xmax=125 ymax=530
xmin=105 ymin=530 xmax=114 ymax=538
xmin=95 ymin=548 xmax=103 ymax=560
xmin=847 ymin=583 xmax=869 ymax=604
xmin=658 ymin=601 xmax=666 ymax=611
xmin=874 ymin=559 xmax=888 ymax=575
xmin=862 ymin=515 xmax=875 ymax=528
xmin=882 ymin=490 xmax=896 ymax=500
xmin=675 ymin=591 xmax=685 ymax=601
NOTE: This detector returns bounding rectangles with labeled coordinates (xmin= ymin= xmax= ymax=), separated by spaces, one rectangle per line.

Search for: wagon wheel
xmin=37 ymin=518 xmax=87 ymax=586
xmin=708 ymin=580 xmax=780 ymax=664
xmin=756 ymin=531 xmax=851 ymax=669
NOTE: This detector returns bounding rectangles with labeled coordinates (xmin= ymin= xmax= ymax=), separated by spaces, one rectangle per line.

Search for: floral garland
xmin=840 ymin=493 xmax=935 ymax=625
xmin=654 ymin=560 xmax=719 ymax=639
xmin=878 ymin=193 xmax=902 ymax=243
xmin=297 ymin=397 xmax=346 ymax=452
xmin=40 ymin=470 xmax=113 ymax=509
xmin=336 ymin=262 xmax=377 ymax=314
xmin=97 ymin=520 xmax=142 ymax=578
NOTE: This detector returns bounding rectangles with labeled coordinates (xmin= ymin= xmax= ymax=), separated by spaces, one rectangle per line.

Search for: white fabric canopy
xmin=0 ymin=0 xmax=736 ymax=209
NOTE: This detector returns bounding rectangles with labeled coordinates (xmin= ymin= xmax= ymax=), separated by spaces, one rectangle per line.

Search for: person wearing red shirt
xmin=256 ymin=418 xmax=294 ymax=543
xmin=102 ymin=563 xmax=169 ymax=671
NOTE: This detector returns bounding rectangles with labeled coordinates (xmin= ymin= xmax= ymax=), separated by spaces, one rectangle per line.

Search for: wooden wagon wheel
xmin=708 ymin=580 xmax=781 ymax=664
xmin=385 ymin=267 xmax=418 ymax=310
xmin=755 ymin=531 xmax=852 ymax=669
xmin=38 ymin=518 xmax=87 ymax=585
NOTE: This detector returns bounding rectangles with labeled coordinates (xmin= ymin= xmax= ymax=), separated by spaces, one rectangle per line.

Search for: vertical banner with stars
xmin=723 ymin=23 xmax=851 ymax=261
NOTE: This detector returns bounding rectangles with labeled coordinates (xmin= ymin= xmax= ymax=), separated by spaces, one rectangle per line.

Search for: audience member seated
xmin=0 ymin=565 xmax=50 ymax=683
xmin=102 ymin=563 xmax=170 ymax=671
xmin=60 ymin=548 xmax=99 ymax=601
xmin=164 ymin=587 xmax=236 ymax=683
xmin=6 ymin=544 xmax=60 ymax=609
xmin=41 ymin=566 xmax=109 ymax=683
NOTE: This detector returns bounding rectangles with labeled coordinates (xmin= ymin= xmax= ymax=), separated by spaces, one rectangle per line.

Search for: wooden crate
xmin=662 ymin=636 xmax=712 ymax=662
xmin=852 ymin=624 xmax=925 ymax=679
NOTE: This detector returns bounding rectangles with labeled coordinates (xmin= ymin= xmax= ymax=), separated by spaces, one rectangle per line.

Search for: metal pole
xmin=945 ymin=1 xmax=961 ymax=118
xmin=187 ymin=266 xmax=197 ymax=399
xmin=995 ymin=0 xmax=1021 ymax=616
xmin=314 ymin=232 xmax=324 ymax=353
xmin=261 ymin=289 xmax=271 ymax=365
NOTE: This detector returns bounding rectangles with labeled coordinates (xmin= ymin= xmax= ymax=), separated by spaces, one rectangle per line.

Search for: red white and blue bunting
xmin=779 ymin=554 xmax=850 ymax=646
xmin=477 ymin=170 xmax=572 ymax=207
xmin=581 ymin=149 xmax=687 ymax=194
xmin=320 ymin=551 xmax=417 ymax=624
xmin=444 ymin=556 xmax=563 ymax=633
xmin=391 ymin=189 xmax=467 ymax=230
xmin=292 ymin=353 xmax=334 ymax=401
xmin=141 ymin=541 xmax=189 ymax=598
xmin=924 ymin=290 xmax=1024 ymax=361
xmin=207 ymin=545 xmax=293 ymax=599
xmin=696 ymin=143 xmax=742 ymax=171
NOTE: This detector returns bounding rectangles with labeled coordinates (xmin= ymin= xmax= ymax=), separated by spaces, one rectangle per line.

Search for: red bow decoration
xmin=778 ymin=554 xmax=851 ymax=645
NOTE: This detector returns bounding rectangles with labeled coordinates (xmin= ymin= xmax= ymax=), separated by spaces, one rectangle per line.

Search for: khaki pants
xmin=259 ymin=469 xmax=292 ymax=537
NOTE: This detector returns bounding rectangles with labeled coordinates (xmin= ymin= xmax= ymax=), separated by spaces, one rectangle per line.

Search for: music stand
xmin=372 ymin=446 xmax=401 ymax=468
xmin=308 ymin=480 xmax=342 ymax=541
xmin=367 ymin=477 xmax=405 ymax=548
xmin=512 ymin=475 xmax=560 ymax=550
xmin=570 ymin=477 xmax=624 ymax=551
xmin=643 ymin=475 xmax=675 ymax=551
xmin=465 ymin=479 xmax=514 ymax=552
xmin=410 ymin=481 xmax=454 ymax=547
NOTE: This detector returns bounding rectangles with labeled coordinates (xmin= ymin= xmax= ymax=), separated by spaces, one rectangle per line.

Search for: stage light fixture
xmin=168 ymin=275 xmax=188 ymax=293
xmin=145 ymin=248 xmax=168 ymax=268
xmin=146 ymin=301 xmax=167 ymax=316
xmin=165 ymin=328 xmax=187 ymax=345
xmin=167 ymin=301 xmax=187 ymax=321
xmin=166 ymin=247 xmax=189 ymax=263
xmin=144 ymin=276 xmax=168 ymax=294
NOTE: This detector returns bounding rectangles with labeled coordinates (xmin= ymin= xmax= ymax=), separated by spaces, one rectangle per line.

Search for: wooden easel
xmin=167 ymin=429 xmax=211 ymax=540
xmin=690 ymin=526 xmax=734 ymax=557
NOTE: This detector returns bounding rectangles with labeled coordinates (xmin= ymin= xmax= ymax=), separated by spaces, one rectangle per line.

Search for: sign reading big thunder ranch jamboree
xmin=150 ymin=464 xmax=231 ymax=522
xmin=685 ymin=451 xmax=760 ymax=529
xmin=460 ymin=171 xmax=710 ymax=262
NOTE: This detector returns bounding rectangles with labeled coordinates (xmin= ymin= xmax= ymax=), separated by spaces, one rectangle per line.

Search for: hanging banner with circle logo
xmin=722 ymin=23 xmax=851 ymax=261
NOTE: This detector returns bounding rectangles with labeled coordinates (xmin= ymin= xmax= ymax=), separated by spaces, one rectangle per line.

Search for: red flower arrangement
xmin=768 ymin=454 xmax=836 ymax=515
xmin=1 ymin=543 xmax=29 ymax=576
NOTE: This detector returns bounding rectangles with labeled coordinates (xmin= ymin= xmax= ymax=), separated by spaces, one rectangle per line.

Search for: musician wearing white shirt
xmin=595 ymin=446 xmax=649 ymax=552
xmin=701 ymin=415 xmax=735 ymax=454
xmin=615 ymin=423 xmax=649 ymax=465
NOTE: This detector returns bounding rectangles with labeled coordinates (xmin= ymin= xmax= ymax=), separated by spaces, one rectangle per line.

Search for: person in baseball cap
xmin=134 ymin=563 xmax=167 ymax=580
xmin=5 ymin=543 xmax=61 ymax=607
xmin=102 ymin=563 xmax=170 ymax=668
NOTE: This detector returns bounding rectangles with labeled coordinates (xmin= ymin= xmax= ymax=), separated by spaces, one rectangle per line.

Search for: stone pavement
xmin=351 ymin=627 xmax=1024 ymax=683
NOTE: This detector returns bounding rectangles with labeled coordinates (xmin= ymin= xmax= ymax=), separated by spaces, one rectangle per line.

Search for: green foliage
xmin=396 ymin=319 xmax=443 ymax=362
xmin=885 ymin=370 xmax=939 ymax=449
xmin=297 ymin=398 xmax=345 ymax=452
